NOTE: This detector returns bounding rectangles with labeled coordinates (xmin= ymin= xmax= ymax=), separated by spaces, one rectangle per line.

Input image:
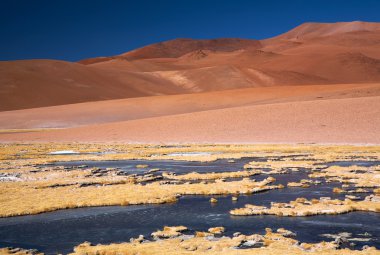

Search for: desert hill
xmin=0 ymin=59 xmax=191 ymax=111
xmin=268 ymin=21 xmax=380 ymax=40
xmin=1 ymin=21 xmax=380 ymax=111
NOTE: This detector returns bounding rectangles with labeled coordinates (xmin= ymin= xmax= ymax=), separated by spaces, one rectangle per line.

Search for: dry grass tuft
xmin=69 ymin=226 xmax=380 ymax=255
xmin=0 ymin=143 xmax=379 ymax=218
xmin=152 ymin=226 xmax=188 ymax=238
xmin=230 ymin=196 xmax=380 ymax=216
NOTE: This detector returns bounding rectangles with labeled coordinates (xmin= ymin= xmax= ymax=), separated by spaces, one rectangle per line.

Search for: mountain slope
xmin=2 ymin=21 xmax=380 ymax=111
xmin=0 ymin=60 xmax=189 ymax=111
xmin=267 ymin=21 xmax=380 ymax=41
xmin=119 ymin=38 xmax=262 ymax=60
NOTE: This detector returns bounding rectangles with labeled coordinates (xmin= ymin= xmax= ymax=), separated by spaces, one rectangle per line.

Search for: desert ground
xmin=0 ymin=83 xmax=379 ymax=143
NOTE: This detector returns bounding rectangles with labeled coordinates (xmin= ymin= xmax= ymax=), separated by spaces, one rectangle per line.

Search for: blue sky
xmin=1 ymin=0 xmax=379 ymax=61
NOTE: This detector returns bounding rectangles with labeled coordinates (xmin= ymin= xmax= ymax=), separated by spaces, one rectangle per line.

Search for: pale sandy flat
xmin=1 ymin=83 xmax=379 ymax=130
xmin=1 ymin=94 xmax=379 ymax=144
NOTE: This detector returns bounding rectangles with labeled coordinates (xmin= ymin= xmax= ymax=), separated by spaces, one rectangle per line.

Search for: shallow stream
xmin=0 ymin=158 xmax=379 ymax=254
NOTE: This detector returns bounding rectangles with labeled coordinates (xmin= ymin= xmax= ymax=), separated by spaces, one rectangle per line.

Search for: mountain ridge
xmin=1 ymin=21 xmax=380 ymax=111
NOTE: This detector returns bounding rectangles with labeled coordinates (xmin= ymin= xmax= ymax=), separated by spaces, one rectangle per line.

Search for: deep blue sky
xmin=1 ymin=0 xmax=379 ymax=61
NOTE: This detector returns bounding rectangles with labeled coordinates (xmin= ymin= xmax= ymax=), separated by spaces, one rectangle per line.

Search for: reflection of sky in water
xmin=0 ymin=158 xmax=379 ymax=254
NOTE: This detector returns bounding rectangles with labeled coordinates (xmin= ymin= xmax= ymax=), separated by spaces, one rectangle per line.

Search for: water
xmin=0 ymin=158 xmax=379 ymax=254
xmin=325 ymin=160 xmax=380 ymax=167
xmin=52 ymin=157 xmax=264 ymax=175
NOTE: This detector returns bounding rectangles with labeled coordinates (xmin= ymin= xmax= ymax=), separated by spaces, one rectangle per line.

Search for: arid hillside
xmin=1 ymin=21 xmax=380 ymax=111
